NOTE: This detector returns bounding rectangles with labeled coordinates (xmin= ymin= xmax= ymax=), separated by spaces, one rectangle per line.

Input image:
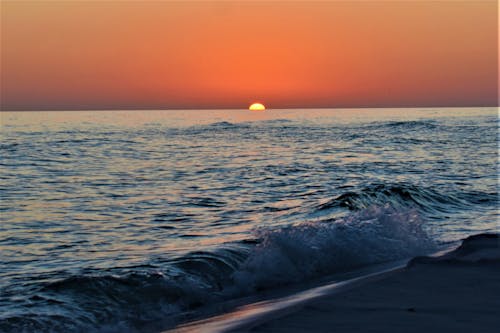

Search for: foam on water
xmin=233 ymin=205 xmax=435 ymax=292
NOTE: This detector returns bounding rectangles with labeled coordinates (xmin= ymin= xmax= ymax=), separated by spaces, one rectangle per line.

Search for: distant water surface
xmin=0 ymin=108 xmax=498 ymax=332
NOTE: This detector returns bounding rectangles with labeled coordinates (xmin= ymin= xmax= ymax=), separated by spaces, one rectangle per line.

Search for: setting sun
xmin=249 ymin=103 xmax=265 ymax=111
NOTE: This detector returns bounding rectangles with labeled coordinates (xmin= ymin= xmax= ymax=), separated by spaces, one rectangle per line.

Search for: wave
xmin=232 ymin=205 xmax=434 ymax=291
xmin=370 ymin=120 xmax=439 ymax=130
xmin=385 ymin=120 xmax=437 ymax=128
xmin=206 ymin=121 xmax=251 ymax=129
xmin=1 ymin=204 xmax=436 ymax=333
xmin=314 ymin=183 xmax=496 ymax=217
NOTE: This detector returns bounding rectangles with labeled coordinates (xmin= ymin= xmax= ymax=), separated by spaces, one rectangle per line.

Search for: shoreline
xmin=169 ymin=233 xmax=499 ymax=333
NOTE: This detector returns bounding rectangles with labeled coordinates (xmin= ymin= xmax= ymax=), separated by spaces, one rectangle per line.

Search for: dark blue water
xmin=0 ymin=108 xmax=497 ymax=332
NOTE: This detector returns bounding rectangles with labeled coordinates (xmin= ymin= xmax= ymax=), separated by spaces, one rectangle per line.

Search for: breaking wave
xmin=1 ymin=203 xmax=436 ymax=333
xmin=233 ymin=205 xmax=434 ymax=291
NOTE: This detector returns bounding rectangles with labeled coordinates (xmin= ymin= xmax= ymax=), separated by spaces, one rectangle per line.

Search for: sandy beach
xmin=172 ymin=233 xmax=500 ymax=333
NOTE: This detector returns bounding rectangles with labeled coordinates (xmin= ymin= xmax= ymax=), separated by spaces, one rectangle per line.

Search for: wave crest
xmin=315 ymin=184 xmax=495 ymax=216
xmin=233 ymin=205 xmax=435 ymax=291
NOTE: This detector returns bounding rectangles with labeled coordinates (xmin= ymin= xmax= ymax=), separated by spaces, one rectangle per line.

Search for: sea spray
xmin=232 ymin=205 xmax=435 ymax=291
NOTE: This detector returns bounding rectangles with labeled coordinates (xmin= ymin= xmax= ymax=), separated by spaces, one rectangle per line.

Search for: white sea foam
xmin=232 ymin=205 xmax=435 ymax=291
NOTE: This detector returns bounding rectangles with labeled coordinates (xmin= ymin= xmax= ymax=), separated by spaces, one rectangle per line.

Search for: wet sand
xmin=171 ymin=234 xmax=500 ymax=333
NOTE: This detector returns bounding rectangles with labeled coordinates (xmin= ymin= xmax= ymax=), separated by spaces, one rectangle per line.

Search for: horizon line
xmin=1 ymin=104 xmax=498 ymax=112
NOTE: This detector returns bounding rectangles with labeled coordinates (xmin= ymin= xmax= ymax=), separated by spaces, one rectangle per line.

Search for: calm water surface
xmin=0 ymin=108 xmax=498 ymax=332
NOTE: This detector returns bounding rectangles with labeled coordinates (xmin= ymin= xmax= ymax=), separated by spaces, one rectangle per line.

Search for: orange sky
xmin=1 ymin=1 xmax=498 ymax=110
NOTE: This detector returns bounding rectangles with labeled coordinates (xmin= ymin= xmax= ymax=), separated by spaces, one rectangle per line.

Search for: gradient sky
xmin=1 ymin=0 xmax=498 ymax=110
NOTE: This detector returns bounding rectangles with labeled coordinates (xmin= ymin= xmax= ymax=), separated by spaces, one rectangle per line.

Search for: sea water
xmin=0 ymin=108 xmax=497 ymax=332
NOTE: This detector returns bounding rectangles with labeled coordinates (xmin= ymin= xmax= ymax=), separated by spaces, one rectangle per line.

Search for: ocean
xmin=0 ymin=107 xmax=498 ymax=332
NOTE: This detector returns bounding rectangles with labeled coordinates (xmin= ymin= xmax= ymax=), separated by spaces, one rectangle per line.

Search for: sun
xmin=249 ymin=102 xmax=266 ymax=111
